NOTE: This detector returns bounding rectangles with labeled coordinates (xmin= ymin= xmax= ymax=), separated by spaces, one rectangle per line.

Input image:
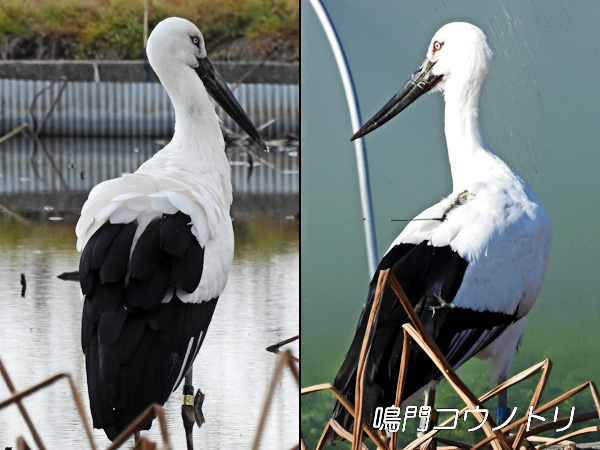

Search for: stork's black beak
xmin=196 ymin=56 xmax=268 ymax=151
xmin=351 ymin=59 xmax=443 ymax=141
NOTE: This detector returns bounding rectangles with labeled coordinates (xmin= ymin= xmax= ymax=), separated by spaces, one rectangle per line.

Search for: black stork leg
xmin=182 ymin=371 xmax=195 ymax=450
xmin=419 ymin=386 xmax=438 ymax=450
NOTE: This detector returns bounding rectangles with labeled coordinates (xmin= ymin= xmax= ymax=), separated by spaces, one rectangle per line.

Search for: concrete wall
xmin=0 ymin=60 xmax=298 ymax=84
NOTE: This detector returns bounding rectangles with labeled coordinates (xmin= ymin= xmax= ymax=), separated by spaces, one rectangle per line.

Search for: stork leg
xmin=182 ymin=371 xmax=195 ymax=450
xmin=419 ymin=386 xmax=438 ymax=450
xmin=496 ymin=377 xmax=510 ymax=426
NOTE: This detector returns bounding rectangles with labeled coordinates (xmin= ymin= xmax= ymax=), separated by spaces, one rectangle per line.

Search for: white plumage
xmin=331 ymin=22 xmax=552 ymax=440
xmin=394 ymin=171 xmax=550 ymax=318
xmin=77 ymin=17 xmax=266 ymax=443
xmin=77 ymin=170 xmax=234 ymax=301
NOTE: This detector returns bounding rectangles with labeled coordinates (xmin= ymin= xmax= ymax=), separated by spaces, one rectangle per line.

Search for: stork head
xmin=147 ymin=17 xmax=208 ymax=68
xmin=351 ymin=22 xmax=492 ymax=141
xmin=147 ymin=17 xmax=268 ymax=151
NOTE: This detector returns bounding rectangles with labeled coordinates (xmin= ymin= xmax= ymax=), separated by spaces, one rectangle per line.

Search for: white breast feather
xmin=388 ymin=176 xmax=552 ymax=317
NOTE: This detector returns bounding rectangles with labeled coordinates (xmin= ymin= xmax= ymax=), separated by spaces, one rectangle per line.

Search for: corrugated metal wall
xmin=0 ymin=79 xmax=298 ymax=138
xmin=0 ymin=137 xmax=298 ymax=195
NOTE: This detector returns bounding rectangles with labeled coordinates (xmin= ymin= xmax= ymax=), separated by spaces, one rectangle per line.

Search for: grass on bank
xmin=0 ymin=0 xmax=298 ymax=60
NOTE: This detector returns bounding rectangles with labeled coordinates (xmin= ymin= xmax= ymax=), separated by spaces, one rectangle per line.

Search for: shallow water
xmin=0 ymin=217 xmax=298 ymax=449
xmin=0 ymin=135 xmax=299 ymax=448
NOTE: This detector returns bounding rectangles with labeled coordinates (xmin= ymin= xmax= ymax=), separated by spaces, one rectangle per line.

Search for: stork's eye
xmin=191 ymin=36 xmax=200 ymax=47
xmin=433 ymin=41 xmax=444 ymax=53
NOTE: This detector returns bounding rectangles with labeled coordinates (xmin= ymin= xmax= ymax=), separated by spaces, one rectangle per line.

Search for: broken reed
xmin=300 ymin=269 xmax=600 ymax=450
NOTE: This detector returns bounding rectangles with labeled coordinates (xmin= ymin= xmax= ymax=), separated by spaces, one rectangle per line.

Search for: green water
xmin=301 ymin=0 xmax=600 ymax=447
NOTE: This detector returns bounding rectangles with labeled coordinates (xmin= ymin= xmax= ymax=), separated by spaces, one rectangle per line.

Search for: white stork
xmin=331 ymin=22 xmax=552 ymax=441
xmin=76 ymin=17 xmax=267 ymax=446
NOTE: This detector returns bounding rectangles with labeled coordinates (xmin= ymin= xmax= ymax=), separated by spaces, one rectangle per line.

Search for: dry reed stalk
xmin=301 ymin=269 xmax=600 ymax=450
xmin=16 ymin=436 xmax=31 ymax=450
xmin=397 ymin=323 xmax=506 ymax=450
xmin=252 ymin=350 xmax=299 ymax=450
xmin=133 ymin=437 xmax=158 ymax=450
xmin=303 ymin=367 xmax=600 ymax=450
xmin=314 ymin=420 xmax=333 ymax=450
xmin=511 ymin=360 xmax=553 ymax=449
xmin=0 ymin=122 xmax=28 ymax=145
xmin=459 ymin=360 xmax=551 ymax=450
xmin=390 ymin=327 xmax=412 ymax=450
xmin=470 ymin=411 xmax=598 ymax=450
xmin=0 ymin=201 xmax=31 ymax=223
xmin=106 ymin=404 xmax=169 ymax=450
xmin=524 ymin=411 xmax=598 ymax=437
xmin=590 ymin=382 xmax=600 ymax=414
xmin=303 ymin=357 xmax=600 ymax=450
xmin=534 ymin=426 xmax=599 ymax=450
xmin=0 ymin=369 xmax=96 ymax=450
xmin=317 ymin=419 xmax=367 ymax=450
xmin=300 ymin=383 xmax=390 ymax=449
xmin=0 ymin=358 xmax=45 ymax=449
xmin=471 ymin=381 xmax=600 ymax=450
xmin=287 ymin=352 xmax=301 ymax=384
xmin=351 ymin=269 xmax=389 ymax=450
xmin=301 ymin=383 xmax=333 ymax=395
xmin=476 ymin=361 xmax=548 ymax=406
xmin=32 ymin=135 xmax=71 ymax=192
xmin=511 ymin=381 xmax=597 ymax=430
xmin=252 ymin=350 xmax=289 ymax=450
xmin=28 ymin=77 xmax=68 ymax=136
xmin=388 ymin=271 xmax=511 ymax=450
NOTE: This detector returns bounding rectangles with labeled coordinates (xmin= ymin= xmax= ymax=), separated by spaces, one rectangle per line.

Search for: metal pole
xmin=308 ymin=0 xmax=379 ymax=275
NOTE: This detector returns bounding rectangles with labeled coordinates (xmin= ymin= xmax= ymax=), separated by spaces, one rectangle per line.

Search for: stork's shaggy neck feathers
xmin=144 ymin=23 xmax=231 ymax=205
xmin=444 ymin=78 xmax=492 ymax=193
xmin=146 ymin=18 xmax=227 ymax=168
xmin=427 ymin=22 xmax=499 ymax=193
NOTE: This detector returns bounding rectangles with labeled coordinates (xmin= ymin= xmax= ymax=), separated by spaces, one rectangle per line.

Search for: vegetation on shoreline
xmin=0 ymin=0 xmax=298 ymax=61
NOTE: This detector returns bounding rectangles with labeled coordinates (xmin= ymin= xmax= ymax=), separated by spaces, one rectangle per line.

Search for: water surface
xmin=0 ymin=136 xmax=299 ymax=448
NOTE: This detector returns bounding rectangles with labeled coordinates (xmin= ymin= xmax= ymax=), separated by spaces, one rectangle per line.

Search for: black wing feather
xmin=91 ymin=281 xmax=124 ymax=313
xmin=160 ymin=212 xmax=194 ymax=257
xmin=125 ymin=257 xmax=172 ymax=309
xmin=90 ymin=223 xmax=123 ymax=271
xmin=128 ymin=218 xmax=163 ymax=281
xmin=80 ymin=211 xmax=217 ymax=441
xmin=331 ymin=241 xmax=518 ymax=440
xmin=80 ymin=230 xmax=101 ymax=294
xmin=99 ymin=223 xmax=137 ymax=283
xmin=171 ymin=238 xmax=205 ymax=293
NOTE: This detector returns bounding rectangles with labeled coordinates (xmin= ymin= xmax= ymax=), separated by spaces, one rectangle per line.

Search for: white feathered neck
xmin=143 ymin=22 xmax=231 ymax=206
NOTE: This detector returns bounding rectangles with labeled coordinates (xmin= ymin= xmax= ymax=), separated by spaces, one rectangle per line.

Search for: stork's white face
xmin=147 ymin=17 xmax=207 ymax=71
xmin=146 ymin=17 xmax=268 ymax=151
xmin=423 ymin=22 xmax=492 ymax=94
xmin=351 ymin=22 xmax=493 ymax=141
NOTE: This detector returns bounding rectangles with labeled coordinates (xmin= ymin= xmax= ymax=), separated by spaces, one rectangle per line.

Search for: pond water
xmin=0 ymin=137 xmax=299 ymax=449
